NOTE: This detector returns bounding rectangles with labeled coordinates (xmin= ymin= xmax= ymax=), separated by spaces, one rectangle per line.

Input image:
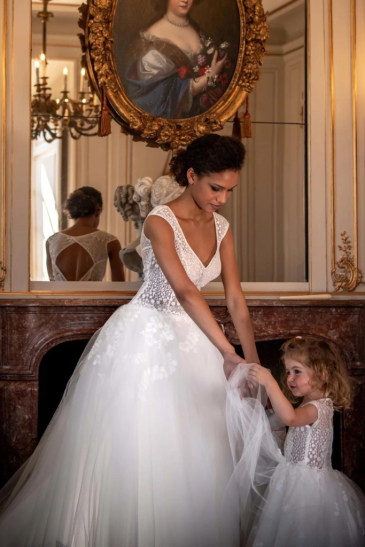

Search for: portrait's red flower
xmin=219 ymin=73 xmax=229 ymax=86
xmin=200 ymin=88 xmax=224 ymax=108
xmin=199 ymin=66 xmax=208 ymax=76
xmin=224 ymin=61 xmax=232 ymax=69
xmin=178 ymin=66 xmax=189 ymax=79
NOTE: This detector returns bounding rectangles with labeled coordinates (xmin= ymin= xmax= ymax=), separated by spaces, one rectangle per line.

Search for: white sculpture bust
xmin=114 ymin=175 xmax=184 ymax=277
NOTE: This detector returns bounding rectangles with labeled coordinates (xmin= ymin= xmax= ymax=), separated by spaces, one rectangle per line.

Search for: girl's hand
xmin=211 ymin=50 xmax=228 ymax=77
xmin=247 ymin=364 xmax=274 ymax=388
xmin=223 ymin=351 xmax=246 ymax=381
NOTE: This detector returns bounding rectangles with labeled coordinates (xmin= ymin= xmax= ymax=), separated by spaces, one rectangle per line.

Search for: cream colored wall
xmin=1 ymin=0 xmax=364 ymax=296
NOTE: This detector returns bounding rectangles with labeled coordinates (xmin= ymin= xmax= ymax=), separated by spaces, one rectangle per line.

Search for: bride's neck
xmin=165 ymin=9 xmax=189 ymax=25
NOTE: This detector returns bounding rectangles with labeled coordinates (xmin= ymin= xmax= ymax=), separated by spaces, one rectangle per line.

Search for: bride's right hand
xmin=223 ymin=351 xmax=246 ymax=381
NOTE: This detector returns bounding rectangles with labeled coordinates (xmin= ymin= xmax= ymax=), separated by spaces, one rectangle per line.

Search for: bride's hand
xmin=223 ymin=351 xmax=246 ymax=381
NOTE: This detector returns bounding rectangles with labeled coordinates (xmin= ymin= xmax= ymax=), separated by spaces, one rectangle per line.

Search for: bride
xmin=0 ymin=134 xmax=259 ymax=547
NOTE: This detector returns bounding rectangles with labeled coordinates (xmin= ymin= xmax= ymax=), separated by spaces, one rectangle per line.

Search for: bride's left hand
xmin=223 ymin=351 xmax=246 ymax=380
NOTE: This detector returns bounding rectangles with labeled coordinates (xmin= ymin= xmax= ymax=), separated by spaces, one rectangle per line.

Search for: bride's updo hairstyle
xmin=280 ymin=336 xmax=352 ymax=410
xmin=170 ymin=134 xmax=246 ymax=187
xmin=63 ymin=187 xmax=103 ymax=220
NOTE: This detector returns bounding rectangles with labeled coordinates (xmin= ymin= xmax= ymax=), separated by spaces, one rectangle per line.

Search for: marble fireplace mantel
xmin=0 ymin=299 xmax=364 ymax=489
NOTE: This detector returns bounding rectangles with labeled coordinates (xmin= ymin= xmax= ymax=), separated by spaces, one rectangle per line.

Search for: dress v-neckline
xmin=164 ymin=205 xmax=219 ymax=270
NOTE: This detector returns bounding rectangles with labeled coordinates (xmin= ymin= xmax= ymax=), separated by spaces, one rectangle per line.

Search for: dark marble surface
xmin=0 ymin=298 xmax=364 ymax=488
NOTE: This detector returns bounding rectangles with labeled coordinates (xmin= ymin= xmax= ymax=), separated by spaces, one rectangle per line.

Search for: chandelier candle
xmin=34 ymin=61 xmax=40 ymax=86
xmin=80 ymin=68 xmax=85 ymax=93
xmin=63 ymin=67 xmax=68 ymax=91
xmin=40 ymin=53 xmax=46 ymax=78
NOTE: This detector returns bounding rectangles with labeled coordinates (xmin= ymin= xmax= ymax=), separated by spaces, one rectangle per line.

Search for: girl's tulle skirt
xmin=224 ymin=365 xmax=365 ymax=547
xmin=248 ymin=462 xmax=365 ymax=547
xmin=0 ymin=303 xmax=235 ymax=547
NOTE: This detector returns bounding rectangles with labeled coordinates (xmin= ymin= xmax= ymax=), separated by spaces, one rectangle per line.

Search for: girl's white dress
xmin=225 ymin=366 xmax=365 ymax=547
xmin=0 ymin=205 xmax=235 ymax=547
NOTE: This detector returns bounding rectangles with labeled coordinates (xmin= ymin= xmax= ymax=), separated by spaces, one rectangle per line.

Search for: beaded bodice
xmin=284 ymin=398 xmax=334 ymax=470
xmin=131 ymin=205 xmax=229 ymax=315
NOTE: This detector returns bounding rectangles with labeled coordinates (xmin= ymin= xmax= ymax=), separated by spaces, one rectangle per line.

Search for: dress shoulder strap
xmin=214 ymin=213 xmax=229 ymax=245
xmin=93 ymin=231 xmax=118 ymax=244
xmin=147 ymin=205 xmax=178 ymax=232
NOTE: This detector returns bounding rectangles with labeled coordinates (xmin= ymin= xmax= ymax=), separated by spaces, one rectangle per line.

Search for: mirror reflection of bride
xmin=123 ymin=0 xmax=231 ymax=118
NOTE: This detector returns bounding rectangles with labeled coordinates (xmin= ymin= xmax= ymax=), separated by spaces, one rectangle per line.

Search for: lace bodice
xmin=47 ymin=231 xmax=117 ymax=281
xmin=284 ymin=398 xmax=334 ymax=470
xmin=131 ymin=205 xmax=229 ymax=315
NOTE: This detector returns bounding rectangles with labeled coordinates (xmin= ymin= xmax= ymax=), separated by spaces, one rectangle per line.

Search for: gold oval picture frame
xmin=79 ymin=0 xmax=269 ymax=149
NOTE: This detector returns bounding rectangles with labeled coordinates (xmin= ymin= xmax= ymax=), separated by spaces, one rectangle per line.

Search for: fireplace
xmin=0 ymin=298 xmax=364 ymax=490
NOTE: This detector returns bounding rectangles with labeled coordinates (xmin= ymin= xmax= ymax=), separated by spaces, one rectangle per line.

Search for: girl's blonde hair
xmin=281 ymin=336 xmax=352 ymax=410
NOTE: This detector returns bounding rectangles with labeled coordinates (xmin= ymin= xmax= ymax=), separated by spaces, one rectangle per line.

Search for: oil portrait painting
xmin=113 ymin=0 xmax=241 ymax=120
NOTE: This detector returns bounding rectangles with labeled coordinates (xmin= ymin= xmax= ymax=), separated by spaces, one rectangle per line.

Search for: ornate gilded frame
xmin=78 ymin=0 xmax=268 ymax=149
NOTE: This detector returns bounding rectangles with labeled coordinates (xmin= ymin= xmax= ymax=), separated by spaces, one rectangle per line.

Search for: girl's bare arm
xmin=248 ymin=364 xmax=318 ymax=427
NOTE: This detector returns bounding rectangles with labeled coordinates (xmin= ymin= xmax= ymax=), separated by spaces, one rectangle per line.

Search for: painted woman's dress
xmin=123 ymin=30 xmax=232 ymax=119
xmin=0 ymin=205 xmax=236 ymax=547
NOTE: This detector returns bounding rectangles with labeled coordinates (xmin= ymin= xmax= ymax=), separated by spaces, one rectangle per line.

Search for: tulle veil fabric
xmin=220 ymin=364 xmax=285 ymax=544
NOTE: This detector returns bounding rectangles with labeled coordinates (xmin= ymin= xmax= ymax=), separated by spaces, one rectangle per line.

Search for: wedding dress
xmin=47 ymin=231 xmax=118 ymax=281
xmin=0 ymin=205 xmax=236 ymax=547
xmin=224 ymin=365 xmax=365 ymax=547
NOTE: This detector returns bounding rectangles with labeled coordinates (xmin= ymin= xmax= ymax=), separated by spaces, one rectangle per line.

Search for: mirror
xmin=30 ymin=0 xmax=307 ymax=285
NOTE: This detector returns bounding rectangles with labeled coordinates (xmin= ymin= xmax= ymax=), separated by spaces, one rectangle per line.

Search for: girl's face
xmin=187 ymin=168 xmax=239 ymax=213
xmin=285 ymin=358 xmax=321 ymax=399
xmin=167 ymin=0 xmax=194 ymax=17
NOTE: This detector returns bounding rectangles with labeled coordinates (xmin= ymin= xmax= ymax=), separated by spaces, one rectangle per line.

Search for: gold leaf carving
xmin=331 ymin=232 xmax=364 ymax=292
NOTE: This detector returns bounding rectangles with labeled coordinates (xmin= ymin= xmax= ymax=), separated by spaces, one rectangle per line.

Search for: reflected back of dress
xmin=47 ymin=231 xmax=117 ymax=281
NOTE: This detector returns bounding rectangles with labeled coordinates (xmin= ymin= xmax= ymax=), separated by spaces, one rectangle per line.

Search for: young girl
xmin=225 ymin=336 xmax=365 ymax=547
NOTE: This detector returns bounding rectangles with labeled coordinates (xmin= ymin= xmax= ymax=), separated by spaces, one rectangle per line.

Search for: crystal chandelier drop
xmin=31 ymin=0 xmax=101 ymax=142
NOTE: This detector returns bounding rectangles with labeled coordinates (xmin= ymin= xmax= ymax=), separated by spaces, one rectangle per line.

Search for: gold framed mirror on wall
xmin=29 ymin=0 xmax=308 ymax=292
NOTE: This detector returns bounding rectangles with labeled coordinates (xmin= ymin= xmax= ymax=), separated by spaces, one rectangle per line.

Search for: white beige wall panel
xmin=283 ymin=50 xmax=305 ymax=282
xmin=356 ymin=0 xmax=365 ymax=288
xmin=3 ymin=0 xmax=31 ymax=292
xmin=308 ymin=0 xmax=329 ymax=293
xmin=328 ymin=0 xmax=356 ymax=286
xmin=0 ymin=0 xmax=6 ymax=291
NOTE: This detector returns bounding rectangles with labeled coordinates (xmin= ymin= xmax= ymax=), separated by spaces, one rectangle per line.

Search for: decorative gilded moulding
xmin=0 ymin=263 xmax=6 ymax=292
xmin=78 ymin=0 xmax=269 ymax=149
xmin=331 ymin=232 xmax=364 ymax=292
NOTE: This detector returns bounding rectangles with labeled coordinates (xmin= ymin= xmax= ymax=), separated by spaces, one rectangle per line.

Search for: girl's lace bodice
xmin=131 ymin=205 xmax=229 ymax=315
xmin=284 ymin=398 xmax=334 ymax=470
xmin=47 ymin=231 xmax=117 ymax=281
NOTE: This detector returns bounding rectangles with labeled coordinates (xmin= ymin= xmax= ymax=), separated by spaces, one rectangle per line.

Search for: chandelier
xmin=31 ymin=0 xmax=101 ymax=142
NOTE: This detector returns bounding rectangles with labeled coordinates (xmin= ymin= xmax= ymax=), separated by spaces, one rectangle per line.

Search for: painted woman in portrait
xmin=122 ymin=0 xmax=234 ymax=119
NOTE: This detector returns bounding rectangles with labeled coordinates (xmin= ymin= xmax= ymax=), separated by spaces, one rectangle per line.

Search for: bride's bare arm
xmin=220 ymin=227 xmax=260 ymax=364
xmin=144 ymin=216 xmax=240 ymax=365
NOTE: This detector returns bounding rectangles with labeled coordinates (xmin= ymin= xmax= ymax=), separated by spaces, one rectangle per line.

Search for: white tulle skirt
xmin=0 ymin=303 xmax=235 ymax=547
xmin=224 ymin=365 xmax=365 ymax=547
